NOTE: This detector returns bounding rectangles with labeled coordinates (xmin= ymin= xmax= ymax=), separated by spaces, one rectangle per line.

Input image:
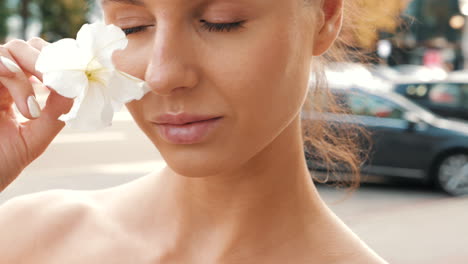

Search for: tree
xmin=17 ymin=0 xmax=91 ymax=41
xmin=342 ymin=0 xmax=410 ymax=50
xmin=36 ymin=0 xmax=90 ymax=41
xmin=0 ymin=0 xmax=9 ymax=42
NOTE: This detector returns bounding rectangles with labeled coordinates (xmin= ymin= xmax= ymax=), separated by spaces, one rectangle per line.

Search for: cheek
xmin=113 ymin=38 xmax=152 ymax=80
xmin=208 ymin=18 xmax=310 ymax=139
xmin=114 ymin=39 xmax=155 ymax=128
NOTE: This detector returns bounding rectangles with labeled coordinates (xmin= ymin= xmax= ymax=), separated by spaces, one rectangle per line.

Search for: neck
xmin=145 ymin=115 xmax=328 ymax=262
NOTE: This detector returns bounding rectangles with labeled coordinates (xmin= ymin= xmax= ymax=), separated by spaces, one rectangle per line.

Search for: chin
xmin=159 ymin=141 xmax=252 ymax=178
xmin=165 ymin=159 xmax=234 ymax=178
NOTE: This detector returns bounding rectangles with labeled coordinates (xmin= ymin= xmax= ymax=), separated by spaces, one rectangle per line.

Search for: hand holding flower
xmin=0 ymin=38 xmax=74 ymax=191
xmin=0 ymin=22 xmax=149 ymax=191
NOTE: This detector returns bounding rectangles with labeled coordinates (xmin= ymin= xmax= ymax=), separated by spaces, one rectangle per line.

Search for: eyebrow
xmin=101 ymin=0 xmax=146 ymax=6
xmin=101 ymin=0 xmax=246 ymax=7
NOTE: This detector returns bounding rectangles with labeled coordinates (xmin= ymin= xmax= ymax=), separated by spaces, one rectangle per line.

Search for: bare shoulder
xmin=0 ymin=189 xmax=102 ymax=262
xmin=303 ymin=243 xmax=388 ymax=264
xmin=325 ymin=234 xmax=389 ymax=264
xmin=305 ymin=212 xmax=389 ymax=264
xmin=334 ymin=250 xmax=389 ymax=264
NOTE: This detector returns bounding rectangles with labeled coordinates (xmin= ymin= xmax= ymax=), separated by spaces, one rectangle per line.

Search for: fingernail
xmin=27 ymin=95 xmax=41 ymax=118
xmin=0 ymin=56 xmax=22 ymax=73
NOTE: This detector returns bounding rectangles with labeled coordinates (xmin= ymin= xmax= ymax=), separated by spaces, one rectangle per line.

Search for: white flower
xmin=36 ymin=22 xmax=150 ymax=131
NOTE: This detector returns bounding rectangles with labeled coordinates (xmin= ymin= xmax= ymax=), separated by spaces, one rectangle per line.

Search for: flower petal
xmin=108 ymin=70 xmax=150 ymax=109
xmin=42 ymin=70 xmax=88 ymax=99
xmin=59 ymin=87 xmax=87 ymax=121
xmin=60 ymin=82 xmax=114 ymax=131
xmin=76 ymin=23 xmax=128 ymax=69
xmin=35 ymin=22 xmax=146 ymax=131
xmin=36 ymin=38 xmax=89 ymax=73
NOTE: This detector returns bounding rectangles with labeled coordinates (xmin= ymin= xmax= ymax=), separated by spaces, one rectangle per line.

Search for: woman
xmin=0 ymin=0 xmax=387 ymax=263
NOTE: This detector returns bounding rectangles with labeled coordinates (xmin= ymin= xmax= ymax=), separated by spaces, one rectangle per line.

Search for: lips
xmin=154 ymin=113 xmax=222 ymax=125
xmin=152 ymin=113 xmax=223 ymax=144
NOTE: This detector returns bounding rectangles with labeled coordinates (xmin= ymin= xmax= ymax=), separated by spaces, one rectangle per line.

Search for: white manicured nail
xmin=0 ymin=56 xmax=22 ymax=73
xmin=27 ymin=96 xmax=41 ymax=118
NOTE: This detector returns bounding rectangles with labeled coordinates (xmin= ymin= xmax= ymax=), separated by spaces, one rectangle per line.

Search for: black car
xmin=393 ymin=80 xmax=468 ymax=122
xmin=303 ymin=87 xmax=468 ymax=196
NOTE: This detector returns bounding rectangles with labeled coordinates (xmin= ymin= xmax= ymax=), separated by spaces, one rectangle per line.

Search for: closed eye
xmin=122 ymin=25 xmax=154 ymax=35
xmin=122 ymin=21 xmax=245 ymax=35
xmin=200 ymin=20 xmax=246 ymax=32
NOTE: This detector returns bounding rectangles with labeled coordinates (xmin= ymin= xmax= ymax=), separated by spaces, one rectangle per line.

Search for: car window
xmin=347 ymin=92 xmax=405 ymax=119
xmin=461 ymin=84 xmax=468 ymax=109
xmin=428 ymin=83 xmax=461 ymax=108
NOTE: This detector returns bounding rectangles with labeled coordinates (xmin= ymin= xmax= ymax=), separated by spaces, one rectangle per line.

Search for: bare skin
xmin=0 ymin=0 xmax=387 ymax=263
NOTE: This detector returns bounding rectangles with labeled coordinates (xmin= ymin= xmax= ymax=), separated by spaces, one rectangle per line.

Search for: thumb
xmin=22 ymin=91 xmax=74 ymax=157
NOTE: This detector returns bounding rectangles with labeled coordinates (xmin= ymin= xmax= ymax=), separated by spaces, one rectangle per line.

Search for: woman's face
xmin=102 ymin=0 xmax=325 ymax=177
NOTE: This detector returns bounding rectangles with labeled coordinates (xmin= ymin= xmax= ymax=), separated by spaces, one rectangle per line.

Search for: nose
xmin=145 ymin=26 xmax=199 ymax=96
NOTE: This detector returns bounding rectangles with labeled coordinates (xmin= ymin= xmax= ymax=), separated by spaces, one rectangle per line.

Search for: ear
xmin=312 ymin=0 xmax=344 ymax=56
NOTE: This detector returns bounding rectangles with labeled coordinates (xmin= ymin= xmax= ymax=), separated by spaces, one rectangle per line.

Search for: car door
xmin=457 ymin=84 xmax=468 ymax=121
xmin=346 ymin=91 xmax=432 ymax=179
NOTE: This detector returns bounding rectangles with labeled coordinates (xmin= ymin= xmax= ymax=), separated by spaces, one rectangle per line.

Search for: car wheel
xmin=436 ymin=153 xmax=468 ymax=196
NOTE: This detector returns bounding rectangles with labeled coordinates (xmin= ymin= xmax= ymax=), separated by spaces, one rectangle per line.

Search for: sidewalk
xmin=354 ymin=197 xmax=468 ymax=264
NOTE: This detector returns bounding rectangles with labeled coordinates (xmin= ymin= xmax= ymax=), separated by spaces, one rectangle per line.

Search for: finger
xmin=5 ymin=39 xmax=44 ymax=80
xmin=27 ymin=37 xmax=50 ymax=52
xmin=0 ymin=56 xmax=17 ymax=78
xmin=0 ymin=83 xmax=13 ymax=113
xmin=22 ymin=91 xmax=74 ymax=155
xmin=0 ymin=46 xmax=40 ymax=120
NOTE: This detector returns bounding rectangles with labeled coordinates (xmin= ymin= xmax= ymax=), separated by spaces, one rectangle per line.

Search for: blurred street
xmin=0 ymin=96 xmax=466 ymax=264
xmin=320 ymin=184 xmax=468 ymax=264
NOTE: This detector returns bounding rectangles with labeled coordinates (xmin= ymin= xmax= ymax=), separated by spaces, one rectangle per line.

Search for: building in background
xmin=388 ymin=0 xmax=468 ymax=70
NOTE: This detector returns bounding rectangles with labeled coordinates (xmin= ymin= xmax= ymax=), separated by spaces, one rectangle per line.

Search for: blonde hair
xmin=302 ymin=0 xmax=373 ymax=191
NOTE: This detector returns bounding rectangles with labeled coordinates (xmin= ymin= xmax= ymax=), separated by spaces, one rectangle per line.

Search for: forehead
xmin=99 ymin=0 xmax=281 ymax=16
xmin=100 ymin=0 xmax=254 ymax=6
xmin=101 ymin=0 xmax=145 ymax=6
xmin=99 ymin=0 xmax=310 ymax=20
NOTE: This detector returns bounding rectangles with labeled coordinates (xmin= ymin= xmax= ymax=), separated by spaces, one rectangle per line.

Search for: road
xmin=1 ymin=106 xmax=467 ymax=264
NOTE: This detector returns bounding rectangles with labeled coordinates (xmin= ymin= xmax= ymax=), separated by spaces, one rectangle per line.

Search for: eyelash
xmin=200 ymin=20 xmax=245 ymax=32
xmin=122 ymin=26 xmax=152 ymax=35
xmin=122 ymin=21 xmax=245 ymax=35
